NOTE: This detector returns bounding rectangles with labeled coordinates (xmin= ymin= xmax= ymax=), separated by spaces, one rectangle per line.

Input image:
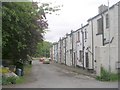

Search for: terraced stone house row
xmin=50 ymin=1 xmax=120 ymax=76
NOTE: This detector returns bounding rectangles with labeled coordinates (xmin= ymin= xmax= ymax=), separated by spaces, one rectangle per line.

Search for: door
xmin=74 ymin=52 xmax=76 ymax=67
xmin=86 ymin=52 xmax=89 ymax=68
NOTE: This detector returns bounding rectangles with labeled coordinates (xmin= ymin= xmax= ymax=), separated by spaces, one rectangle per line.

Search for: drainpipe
xmin=57 ymin=43 xmax=59 ymax=63
xmin=91 ymin=20 xmax=94 ymax=70
xmin=71 ymin=30 xmax=74 ymax=66
xmin=81 ymin=24 xmax=85 ymax=69
xmin=65 ymin=38 xmax=67 ymax=65
xmin=60 ymin=38 xmax=61 ymax=63
xmin=101 ymin=14 xmax=105 ymax=46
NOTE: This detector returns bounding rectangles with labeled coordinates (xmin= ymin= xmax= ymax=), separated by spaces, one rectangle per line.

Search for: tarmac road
xmin=3 ymin=60 xmax=118 ymax=88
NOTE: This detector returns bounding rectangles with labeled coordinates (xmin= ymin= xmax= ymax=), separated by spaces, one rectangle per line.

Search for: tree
xmin=35 ymin=41 xmax=52 ymax=58
xmin=0 ymin=2 xmax=2 ymax=60
xmin=2 ymin=1 xmax=61 ymax=65
xmin=2 ymin=2 xmax=48 ymax=64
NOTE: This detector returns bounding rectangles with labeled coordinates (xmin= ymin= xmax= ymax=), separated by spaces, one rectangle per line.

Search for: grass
xmin=109 ymin=73 xmax=119 ymax=81
xmin=1 ymin=64 xmax=32 ymax=85
xmin=16 ymin=76 xmax=25 ymax=84
xmin=15 ymin=64 xmax=32 ymax=84
xmin=96 ymin=67 xmax=119 ymax=81
xmin=24 ymin=65 xmax=32 ymax=75
xmin=0 ymin=77 xmax=2 ymax=84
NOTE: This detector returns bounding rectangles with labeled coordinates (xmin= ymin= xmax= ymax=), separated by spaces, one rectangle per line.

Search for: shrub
xmin=16 ymin=76 xmax=25 ymax=84
xmin=96 ymin=67 xmax=119 ymax=81
xmin=100 ymin=67 xmax=110 ymax=81
xmin=2 ymin=76 xmax=17 ymax=85
xmin=0 ymin=67 xmax=10 ymax=74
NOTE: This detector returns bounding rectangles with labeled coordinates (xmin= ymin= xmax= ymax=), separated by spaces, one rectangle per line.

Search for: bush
xmin=0 ymin=67 xmax=10 ymax=74
xmin=100 ymin=67 xmax=110 ymax=81
xmin=2 ymin=76 xmax=17 ymax=85
xmin=16 ymin=76 xmax=25 ymax=84
xmin=96 ymin=67 xmax=119 ymax=81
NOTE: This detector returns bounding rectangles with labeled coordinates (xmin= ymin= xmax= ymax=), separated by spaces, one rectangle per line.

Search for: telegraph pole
xmin=108 ymin=0 xmax=111 ymax=74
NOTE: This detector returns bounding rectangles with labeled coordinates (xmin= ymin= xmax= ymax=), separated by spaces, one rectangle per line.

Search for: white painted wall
xmin=66 ymin=34 xmax=72 ymax=66
xmin=57 ymin=40 xmax=61 ymax=63
xmin=86 ymin=22 xmax=94 ymax=70
xmin=95 ymin=46 xmax=118 ymax=76
xmin=51 ymin=1 xmax=119 ymax=75
xmin=83 ymin=25 xmax=89 ymax=69
xmin=53 ymin=43 xmax=58 ymax=63
xmin=72 ymin=32 xmax=77 ymax=67
xmin=118 ymin=2 xmax=120 ymax=70
xmin=88 ymin=2 xmax=119 ymax=74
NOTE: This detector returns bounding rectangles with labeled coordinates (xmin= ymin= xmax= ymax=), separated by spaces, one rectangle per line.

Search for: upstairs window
xmin=70 ymin=35 xmax=72 ymax=43
xmin=106 ymin=14 xmax=109 ymax=29
xmin=97 ymin=18 xmax=103 ymax=35
xmin=85 ymin=29 xmax=87 ymax=39
xmin=77 ymin=31 xmax=80 ymax=42
xmin=79 ymin=50 xmax=83 ymax=62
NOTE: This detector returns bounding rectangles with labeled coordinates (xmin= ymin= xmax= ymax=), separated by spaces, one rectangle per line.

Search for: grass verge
xmin=14 ymin=64 xmax=32 ymax=84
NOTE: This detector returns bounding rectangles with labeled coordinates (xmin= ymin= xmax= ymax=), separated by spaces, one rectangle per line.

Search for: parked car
xmin=39 ymin=57 xmax=45 ymax=62
xmin=43 ymin=58 xmax=50 ymax=64
xmin=48 ymin=58 xmax=51 ymax=61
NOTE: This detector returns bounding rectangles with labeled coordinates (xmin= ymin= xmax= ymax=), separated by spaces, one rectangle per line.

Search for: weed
xmin=16 ymin=76 xmax=25 ymax=84
xmin=96 ymin=67 xmax=119 ymax=81
xmin=2 ymin=76 xmax=17 ymax=85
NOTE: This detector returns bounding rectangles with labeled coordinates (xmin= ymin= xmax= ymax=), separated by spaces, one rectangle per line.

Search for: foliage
xmin=16 ymin=64 xmax=32 ymax=84
xmin=2 ymin=64 xmax=32 ymax=85
xmin=16 ymin=76 xmax=25 ymax=84
xmin=100 ymin=67 xmax=110 ymax=81
xmin=0 ymin=77 xmax=2 ymax=84
xmin=2 ymin=76 xmax=17 ymax=85
xmin=35 ymin=41 xmax=52 ymax=57
xmin=41 ymin=2 xmax=62 ymax=15
xmin=2 ymin=2 xmax=48 ymax=64
xmin=110 ymin=73 xmax=119 ymax=81
xmin=2 ymin=1 xmax=61 ymax=65
xmin=24 ymin=64 xmax=32 ymax=75
xmin=0 ymin=2 xmax=2 ymax=59
xmin=96 ymin=67 xmax=119 ymax=81
xmin=0 ymin=67 xmax=10 ymax=74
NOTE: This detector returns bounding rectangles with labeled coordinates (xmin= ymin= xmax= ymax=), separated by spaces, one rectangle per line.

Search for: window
xmin=97 ymin=18 xmax=103 ymax=35
xmin=79 ymin=50 xmax=83 ymax=62
xmin=106 ymin=14 xmax=109 ymax=28
xmin=70 ymin=49 xmax=72 ymax=54
xmin=85 ymin=29 xmax=87 ymax=39
xmin=70 ymin=35 xmax=72 ymax=43
xmin=77 ymin=31 xmax=80 ymax=42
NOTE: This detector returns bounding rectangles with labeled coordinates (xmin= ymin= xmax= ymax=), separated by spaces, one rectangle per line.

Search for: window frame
xmin=97 ymin=18 xmax=103 ymax=35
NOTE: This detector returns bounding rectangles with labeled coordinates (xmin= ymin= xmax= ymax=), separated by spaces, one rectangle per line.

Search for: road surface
xmin=3 ymin=60 xmax=118 ymax=88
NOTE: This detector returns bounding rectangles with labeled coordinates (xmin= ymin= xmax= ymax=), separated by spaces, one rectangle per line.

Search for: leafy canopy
xmin=2 ymin=2 xmax=47 ymax=63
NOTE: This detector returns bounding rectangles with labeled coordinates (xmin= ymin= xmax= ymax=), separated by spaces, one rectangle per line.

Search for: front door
xmin=74 ymin=52 xmax=76 ymax=67
xmin=86 ymin=52 xmax=89 ymax=68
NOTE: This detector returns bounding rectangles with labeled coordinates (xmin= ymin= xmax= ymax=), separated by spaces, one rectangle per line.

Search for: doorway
xmin=86 ymin=52 xmax=89 ymax=68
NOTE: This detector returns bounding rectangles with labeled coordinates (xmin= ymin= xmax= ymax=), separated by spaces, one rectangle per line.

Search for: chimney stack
xmin=98 ymin=4 xmax=108 ymax=14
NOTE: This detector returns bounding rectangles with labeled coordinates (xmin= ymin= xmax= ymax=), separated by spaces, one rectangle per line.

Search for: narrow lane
xmin=3 ymin=60 xmax=118 ymax=88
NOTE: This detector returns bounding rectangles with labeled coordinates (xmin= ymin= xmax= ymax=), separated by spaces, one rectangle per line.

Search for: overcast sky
xmin=38 ymin=0 xmax=119 ymax=43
